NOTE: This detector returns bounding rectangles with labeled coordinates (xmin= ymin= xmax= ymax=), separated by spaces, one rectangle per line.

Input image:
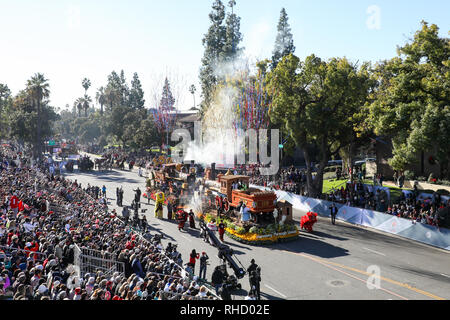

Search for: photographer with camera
xmin=249 ymin=266 xmax=262 ymax=300
xmin=122 ymin=205 xmax=130 ymax=225
xmin=199 ymin=251 xmax=209 ymax=280
xmin=211 ymin=265 xmax=226 ymax=295
xmin=133 ymin=187 xmax=141 ymax=204
xmin=140 ymin=214 xmax=148 ymax=232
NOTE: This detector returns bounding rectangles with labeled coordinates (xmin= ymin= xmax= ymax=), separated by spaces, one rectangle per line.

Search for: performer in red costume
xmin=176 ymin=208 xmax=188 ymax=232
xmin=300 ymin=212 xmax=318 ymax=233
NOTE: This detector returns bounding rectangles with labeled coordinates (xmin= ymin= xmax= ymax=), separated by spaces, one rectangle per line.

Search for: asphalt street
xmin=62 ymin=161 xmax=450 ymax=300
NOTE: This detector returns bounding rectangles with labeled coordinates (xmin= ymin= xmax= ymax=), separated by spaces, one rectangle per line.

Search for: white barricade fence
xmin=336 ymin=206 xmax=362 ymax=225
xmin=251 ymin=184 xmax=450 ymax=251
xmin=395 ymin=222 xmax=450 ymax=250
xmin=360 ymin=209 xmax=393 ymax=228
xmin=374 ymin=216 xmax=415 ymax=235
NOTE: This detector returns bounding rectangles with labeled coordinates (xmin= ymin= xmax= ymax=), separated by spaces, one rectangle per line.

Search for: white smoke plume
xmin=182 ymin=54 xmax=253 ymax=168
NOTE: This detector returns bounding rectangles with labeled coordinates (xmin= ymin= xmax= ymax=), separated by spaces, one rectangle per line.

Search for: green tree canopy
xmin=368 ymin=21 xmax=450 ymax=177
xmin=266 ymin=54 xmax=374 ymax=197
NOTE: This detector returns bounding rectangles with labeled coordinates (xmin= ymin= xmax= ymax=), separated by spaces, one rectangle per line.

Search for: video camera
xmin=199 ymin=221 xmax=245 ymax=279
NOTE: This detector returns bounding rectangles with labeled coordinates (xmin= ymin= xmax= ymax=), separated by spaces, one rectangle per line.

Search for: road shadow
xmin=271 ymin=233 xmax=350 ymax=259
xmin=221 ymin=241 xmax=251 ymax=251
xmin=311 ymin=231 xmax=348 ymax=242
xmin=184 ymin=228 xmax=202 ymax=237
xmin=392 ymin=265 xmax=450 ymax=283
xmin=90 ymin=176 xmax=139 ymax=184
xmin=146 ymin=225 xmax=176 ymax=242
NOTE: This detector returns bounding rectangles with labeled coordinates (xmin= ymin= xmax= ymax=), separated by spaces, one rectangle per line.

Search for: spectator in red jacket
xmin=10 ymin=193 xmax=19 ymax=215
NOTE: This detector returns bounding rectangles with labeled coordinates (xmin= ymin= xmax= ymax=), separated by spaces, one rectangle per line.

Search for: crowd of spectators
xmin=385 ymin=191 xmax=449 ymax=227
xmin=324 ymin=180 xmax=389 ymax=212
xmin=243 ymin=162 xmax=449 ymax=228
xmin=0 ymin=145 xmax=217 ymax=300
xmin=324 ymin=180 xmax=449 ymax=228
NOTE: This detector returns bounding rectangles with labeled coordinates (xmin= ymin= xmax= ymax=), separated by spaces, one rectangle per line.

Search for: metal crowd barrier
xmin=74 ymin=245 xmax=125 ymax=279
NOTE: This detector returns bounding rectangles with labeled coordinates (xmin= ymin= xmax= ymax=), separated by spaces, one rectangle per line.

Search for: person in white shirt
xmin=207 ymin=220 xmax=217 ymax=231
xmin=23 ymin=219 xmax=36 ymax=233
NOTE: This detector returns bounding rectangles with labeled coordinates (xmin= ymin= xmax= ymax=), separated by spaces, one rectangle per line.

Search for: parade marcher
xmin=134 ymin=187 xmax=141 ymax=204
xmin=167 ymin=201 xmax=173 ymax=220
xmin=199 ymin=252 xmax=209 ymax=280
xmin=176 ymin=209 xmax=187 ymax=232
xmin=329 ymin=203 xmax=338 ymax=225
xmin=154 ymin=192 xmax=164 ymax=219
xmin=102 ymin=185 xmax=106 ymax=198
xmin=118 ymin=187 xmax=124 ymax=207
xmin=116 ymin=187 xmax=120 ymax=206
xmin=217 ymin=220 xmax=226 ymax=242
xmin=217 ymin=206 xmax=223 ymax=220
xmin=188 ymin=209 xmax=196 ymax=229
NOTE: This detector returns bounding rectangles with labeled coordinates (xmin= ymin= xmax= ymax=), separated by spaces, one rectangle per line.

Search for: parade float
xmin=198 ymin=211 xmax=299 ymax=245
xmin=147 ymin=163 xmax=300 ymax=245
xmin=201 ymin=174 xmax=300 ymax=245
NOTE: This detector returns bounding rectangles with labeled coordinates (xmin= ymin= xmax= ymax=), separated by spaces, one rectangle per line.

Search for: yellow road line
xmin=299 ymin=252 xmax=409 ymax=300
xmin=283 ymin=249 xmax=446 ymax=300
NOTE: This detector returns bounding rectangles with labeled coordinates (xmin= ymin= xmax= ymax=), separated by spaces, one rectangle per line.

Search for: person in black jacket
xmin=134 ymin=187 xmax=141 ymax=204
xmin=249 ymin=267 xmax=261 ymax=300
xmin=199 ymin=252 xmax=209 ymax=280
xmin=247 ymin=259 xmax=258 ymax=290
xmin=211 ymin=266 xmax=225 ymax=295
xmin=329 ymin=203 xmax=338 ymax=225
xmin=247 ymin=259 xmax=258 ymax=274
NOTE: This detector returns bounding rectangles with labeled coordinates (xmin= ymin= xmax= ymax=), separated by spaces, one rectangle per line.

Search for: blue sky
xmin=0 ymin=0 xmax=448 ymax=111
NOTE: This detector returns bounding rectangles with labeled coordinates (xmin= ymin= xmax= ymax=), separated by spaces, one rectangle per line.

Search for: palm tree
xmin=82 ymin=95 xmax=92 ymax=117
xmin=189 ymin=84 xmax=197 ymax=110
xmin=26 ymin=73 xmax=50 ymax=158
xmin=82 ymin=78 xmax=91 ymax=96
xmin=96 ymin=86 xmax=106 ymax=116
xmin=74 ymin=98 xmax=83 ymax=117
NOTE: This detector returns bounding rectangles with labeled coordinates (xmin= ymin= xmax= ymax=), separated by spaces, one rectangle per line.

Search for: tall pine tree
xmin=221 ymin=0 xmax=243 ymax=62
xmin=129 ymin=72 xmax=145 ymax=109
xmin=271 ymin=8 xmax=295 ymax=69
xmin=199 ymin=0 xmax=227 ymax=113
xmin=160 ymin=78 xmax=175 ymax=111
